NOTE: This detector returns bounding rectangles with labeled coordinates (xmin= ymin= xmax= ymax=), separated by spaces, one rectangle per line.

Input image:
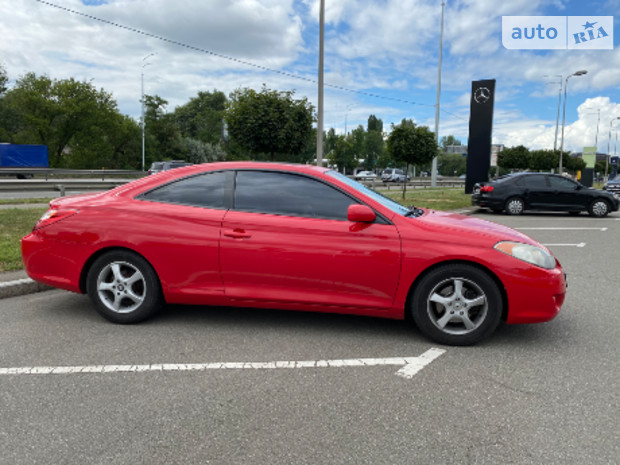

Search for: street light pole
xmin=559 ymin=70 xmax=587 ymax=173
xmin=141 ymin=53 xmax=156 ymax=172
xmin=544 ymin=75 xmax=562 ymax=151
xmin=431 ymin=0 xmax=445 ymax=188
xmin=606 ymin=116 xmax=620 ymax=181
xmin=316 ymin=0 xmax=325 ymax=167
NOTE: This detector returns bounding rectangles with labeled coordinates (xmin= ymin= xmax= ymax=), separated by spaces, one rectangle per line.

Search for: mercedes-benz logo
xmin=474 ymin=87 xmax=491 ymax=104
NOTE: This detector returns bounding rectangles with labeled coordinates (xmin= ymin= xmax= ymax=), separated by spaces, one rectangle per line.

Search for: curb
xmin=0 ymin=278 xmax=52 ymax=299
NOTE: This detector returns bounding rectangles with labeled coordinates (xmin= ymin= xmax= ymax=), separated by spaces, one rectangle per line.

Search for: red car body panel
xmin=21 ymin=161 xmax=566 ymax=324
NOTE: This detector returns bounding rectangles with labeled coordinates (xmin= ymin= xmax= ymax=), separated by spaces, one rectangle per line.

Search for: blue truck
xmin=0 ymin=144 xmax=49 ymax=178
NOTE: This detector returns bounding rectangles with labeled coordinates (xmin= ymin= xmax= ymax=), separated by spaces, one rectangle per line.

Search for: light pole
xmin=543 ymin=74 xmax=562 ymax=151
xmin=559 ymin=69 xmax=587 ymax=173
xmin=431 ymin=0 xmax=445 ymax=188
xmin=316 ymin=0 xmax=325 ymax=167
xmin=141 ymin=52 xmax=156 ymax=172
xmin=606 ymin=116 xmax=620 ymax=181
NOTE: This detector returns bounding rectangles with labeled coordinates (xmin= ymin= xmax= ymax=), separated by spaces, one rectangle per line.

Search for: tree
xmin=349 ymin=125 xmax=366 ymax=163
xmin=183 ymin=138 xmax=227 ymax=164
xmin=324 ymin=127 xmax=339 ymax=159
xmin=365 ymin=115 xmax=384 ymax=170
xmin=0 ymin=64 xmax=7 ymax=95
xmin=0 ymin=64 xmax=16 ymax=141
xmin=530 ymin=149 xmax=559 ymax=172
xmin=364 ymin=130 xmax=383 ymax=170
xmin=440 ymin=135 xmax=462 ymax=150
xmin=368 ymin=114 xmax=383 ymax=134
xmin=225 ymin=86 xmax=314 ymax=161
xmin=565 ymin=153 xmax=586 ymax=173
xmin=497 ymin=145 xmax=530 ymax=171
xmin=438 ymin=152 xmax=466 ymax=176
xmin=387 ymin=119 xmax=438 ymax=198
xmin=174 ymin=90 xmax=227 ymax=145
xmin=3 ymin=73 xmax=136 ymax=167
xmin=144 ymin=94 xmax=185 ymax=164
xmin=328 ymin=134 xmax=357 ymax=173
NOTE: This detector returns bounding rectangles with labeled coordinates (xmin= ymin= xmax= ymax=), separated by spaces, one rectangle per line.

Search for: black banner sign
xmin=465 ymin=80 xmax=496 ymax=194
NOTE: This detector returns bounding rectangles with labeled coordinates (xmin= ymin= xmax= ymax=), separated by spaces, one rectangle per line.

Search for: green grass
xmin=0 ymin=208 xmax=47 ymax=272
xmin=0 ymin=198 xmax=53 ymax=205
xmin=382 ymin=187 xmax=471 ymax=211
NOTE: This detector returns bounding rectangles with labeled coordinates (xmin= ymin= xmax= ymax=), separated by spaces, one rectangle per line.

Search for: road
xmin=1 ymin=210 xmax=619 ymax=464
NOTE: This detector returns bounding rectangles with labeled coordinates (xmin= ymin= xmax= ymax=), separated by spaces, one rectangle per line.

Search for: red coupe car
xmin=22 ymin=162 xmax=566 ymax=345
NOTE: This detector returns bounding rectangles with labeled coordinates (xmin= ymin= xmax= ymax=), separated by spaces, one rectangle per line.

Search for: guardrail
xmin=0 ymin=179 xmax=134 ymax=195
xmin=364 ymin=179 xmax=466 ymax=189
xmin=0 ymin=168 xmax=144 ymax=180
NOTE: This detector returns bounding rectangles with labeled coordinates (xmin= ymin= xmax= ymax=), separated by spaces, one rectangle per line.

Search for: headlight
xmin=494 ymin=241 xmax=556 ymax=269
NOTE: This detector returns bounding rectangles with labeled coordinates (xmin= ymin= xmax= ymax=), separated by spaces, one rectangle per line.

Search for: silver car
xmin=381 ymin=168 xmax=410 ymax=182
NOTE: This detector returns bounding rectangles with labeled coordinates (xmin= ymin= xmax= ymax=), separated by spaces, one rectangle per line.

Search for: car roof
xmin=112 ymin=161 xmax=332 ymax=197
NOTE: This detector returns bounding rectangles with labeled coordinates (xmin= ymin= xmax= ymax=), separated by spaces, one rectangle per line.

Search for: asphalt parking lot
xmin=1 ymin=209 xmax=619 ymax=465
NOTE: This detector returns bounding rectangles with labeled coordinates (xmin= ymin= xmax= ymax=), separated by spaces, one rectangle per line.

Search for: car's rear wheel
xmin=87 ymin=250 xmax=163 ymax=324
xmin=411 ymin=264 xmax=502 ymax=346
xmin=505 ymin=197 xmax=525 ymax=215
xmin=588 ymin=199 xmax=610 ymax=217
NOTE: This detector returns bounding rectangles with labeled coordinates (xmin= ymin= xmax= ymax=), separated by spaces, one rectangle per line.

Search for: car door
xmin=219 ymin=170 xmax=402 ymax=310
xmin=546 ymin=175 xmax=588 ymax=210
xmin=520 ymin=174 xmax=550 ymax=208
xmin=136 ymin=170 xmax=234 ymax=302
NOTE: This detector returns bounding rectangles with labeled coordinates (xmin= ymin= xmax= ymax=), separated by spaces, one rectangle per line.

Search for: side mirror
xmin=348 ymin=204 xmax=376 ymax=223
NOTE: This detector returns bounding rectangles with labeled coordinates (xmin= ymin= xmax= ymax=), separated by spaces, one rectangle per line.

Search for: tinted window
xmin=548 ymin=176 xmax=578 ymax=190
xmin=141 ymin=171 xmax=231 ymax=209
xmin=522 ymin=175 xmax=548 ymax=188
xmin=235 ymin=171 xmax=357 ymax=220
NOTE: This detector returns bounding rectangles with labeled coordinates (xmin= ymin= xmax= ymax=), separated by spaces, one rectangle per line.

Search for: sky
xmin=1 ymin=0 xmax=620 ymax=154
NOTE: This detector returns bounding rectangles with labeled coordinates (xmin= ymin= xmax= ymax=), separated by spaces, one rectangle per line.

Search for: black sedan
xmin=472 ymin=172 xmax=620 ymax=217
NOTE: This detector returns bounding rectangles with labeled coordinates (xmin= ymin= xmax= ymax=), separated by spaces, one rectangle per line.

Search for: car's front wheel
xmin=411 ymin=264 xmax=503 ymax=346
xmin=87 ymin=250 xmax=163 ymax=324
xmin=505 ymin=197 xmax=525 ymax=215
xmin=588 ymin=199 xmax=610 ymax=217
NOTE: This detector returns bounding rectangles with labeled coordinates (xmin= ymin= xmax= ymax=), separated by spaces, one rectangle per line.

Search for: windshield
xmin=326 ymin=170 xmax=410 ymax=216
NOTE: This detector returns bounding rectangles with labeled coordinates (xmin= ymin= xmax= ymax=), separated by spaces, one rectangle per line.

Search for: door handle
xmin=223 ymin=229 xmax=252 ymax=239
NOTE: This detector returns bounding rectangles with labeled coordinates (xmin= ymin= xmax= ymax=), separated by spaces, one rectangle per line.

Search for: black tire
xmin=504 ymin=197 xmax=525 ymax=215
xmin=588 ymin=199 xmax=609 ymax=217
xmin=411 ymin=264 xmax=503 ymax=346
xmin=87 ymin=250 xmax=163 ymax=324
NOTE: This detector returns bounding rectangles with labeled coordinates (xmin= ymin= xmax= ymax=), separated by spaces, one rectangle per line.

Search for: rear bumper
xmin=471 ymin=195 xmax=504 ymax=210
xmin=21 ymin=232 xmax=85 ymax=294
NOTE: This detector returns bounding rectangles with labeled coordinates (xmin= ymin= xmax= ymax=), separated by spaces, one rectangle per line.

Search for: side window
xmin=523 ymin=175 xmax=548 ymax=188
xmin=234 ymin=171 xmax=357 ymax=220
xmin=548 ymin=176 xmax=578 ymax=190
xmin=141 ymin=171 xmax=231 ymax=208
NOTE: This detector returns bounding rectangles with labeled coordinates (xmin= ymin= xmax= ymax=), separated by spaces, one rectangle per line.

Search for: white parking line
xmin=0 ymin=348 xmax=446 ymax=380
xmin=543 ymin=243 xmax=586 ymax=247
xmin=519 ymin=227 xmax=607 ymax=231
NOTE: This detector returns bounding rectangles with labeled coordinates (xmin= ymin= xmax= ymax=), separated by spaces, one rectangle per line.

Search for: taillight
xmin=480 ymin=186 xmax=494 ymax=193
xmin=33 ymin=209 xmax=78 ymax=230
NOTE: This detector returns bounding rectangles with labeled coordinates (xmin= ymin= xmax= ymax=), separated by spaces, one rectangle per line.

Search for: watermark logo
xmin=502 ymin=16 xmax=613 ymax=50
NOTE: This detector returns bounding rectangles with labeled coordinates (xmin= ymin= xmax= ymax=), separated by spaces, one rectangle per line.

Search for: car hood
xmin=412 ymin=209 xmax=539 ymax=246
